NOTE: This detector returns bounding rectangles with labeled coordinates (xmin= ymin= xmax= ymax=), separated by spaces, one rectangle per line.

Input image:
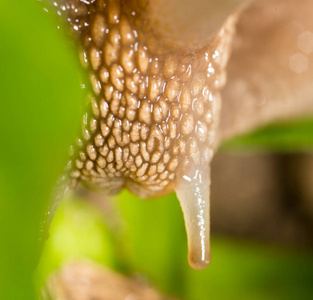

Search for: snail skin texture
xmin=49 ymin=0 xmax=313 ymax=270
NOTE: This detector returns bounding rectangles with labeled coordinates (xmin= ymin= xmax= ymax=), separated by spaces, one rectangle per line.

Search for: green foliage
xmin=40 ymin=193 xmax=313 ymax=300
xmin=222 ymin=118 xmax=313 ymax=152
xmin=0 ymin=1 xmax=83 ymax=299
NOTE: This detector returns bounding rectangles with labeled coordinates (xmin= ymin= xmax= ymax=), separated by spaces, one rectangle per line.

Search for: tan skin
xmin=47 ymin=0 xmax=313 ymax=269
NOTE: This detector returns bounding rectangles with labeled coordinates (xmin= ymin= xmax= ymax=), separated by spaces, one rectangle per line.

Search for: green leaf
xmin=0 ymin=1 xmax=83 ymax=299
xmin=221 ymin=118 xmax=313 ymax=152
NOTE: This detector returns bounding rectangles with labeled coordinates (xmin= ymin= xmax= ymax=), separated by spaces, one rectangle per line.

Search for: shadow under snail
xmin=45 ymin=0 xmax=313 ymax=270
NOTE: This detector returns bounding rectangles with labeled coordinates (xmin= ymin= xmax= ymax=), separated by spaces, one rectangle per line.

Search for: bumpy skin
xmin=48 ymin=0 xmax=237 ymax=270
xmin=54 ymin=0 xmax=235 ymax=198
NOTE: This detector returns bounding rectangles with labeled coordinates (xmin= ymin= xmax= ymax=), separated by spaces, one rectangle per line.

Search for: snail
xmin=46 ymin=0 xmax=313 ymax=270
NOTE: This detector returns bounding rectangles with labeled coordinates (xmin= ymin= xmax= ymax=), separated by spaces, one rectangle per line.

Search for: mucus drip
xmin=175 ymin=164 xmax=211 ymax=270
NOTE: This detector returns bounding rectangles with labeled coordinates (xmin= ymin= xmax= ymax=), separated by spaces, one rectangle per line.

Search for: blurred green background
xmin=0 ymin=1 xmax=83 ymax=299
xmin=1 ymin=1 xmax=313 ymax=300
xmin=37 ymin=192 xmax=313 ymax=300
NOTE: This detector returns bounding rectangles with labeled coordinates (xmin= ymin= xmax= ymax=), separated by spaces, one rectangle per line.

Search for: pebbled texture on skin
xmin=49 ymin=0 xmax=237 ymax=269
xmin=52 ymin=0 xmax=236 ymax=198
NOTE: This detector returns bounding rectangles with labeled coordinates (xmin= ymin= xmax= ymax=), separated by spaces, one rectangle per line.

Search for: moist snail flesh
xmin=47 ymin=0 xmax=313 ymax=270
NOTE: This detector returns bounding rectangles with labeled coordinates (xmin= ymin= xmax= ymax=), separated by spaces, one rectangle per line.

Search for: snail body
xmin=49 ymin=0 xmax=313 ymax=270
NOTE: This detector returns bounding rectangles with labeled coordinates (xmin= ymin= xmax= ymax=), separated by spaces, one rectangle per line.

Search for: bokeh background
xmin=1 ymin=1 xmax=312 ymax=299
